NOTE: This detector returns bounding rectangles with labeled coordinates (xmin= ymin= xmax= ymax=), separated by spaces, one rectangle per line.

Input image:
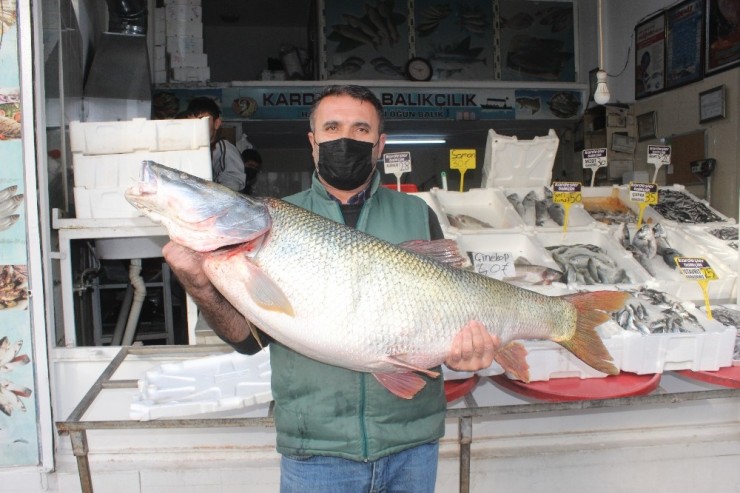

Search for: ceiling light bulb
xmin=594 ymin=70 xmax=610 ymax=105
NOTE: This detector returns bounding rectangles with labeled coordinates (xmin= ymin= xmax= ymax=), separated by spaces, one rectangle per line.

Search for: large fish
xmin=125 ymin=162 xmax=627 ymax=399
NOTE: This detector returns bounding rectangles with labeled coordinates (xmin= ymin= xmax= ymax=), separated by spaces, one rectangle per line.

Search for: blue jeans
xmin=280 ymin=441 xmax=439 ymax=493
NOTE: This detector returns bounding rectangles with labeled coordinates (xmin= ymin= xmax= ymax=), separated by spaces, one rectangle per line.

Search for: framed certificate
xmin=637 ymin=111 xmax=657 ymax=141
xmin=699 ymin=85 xmax=725 ymax=123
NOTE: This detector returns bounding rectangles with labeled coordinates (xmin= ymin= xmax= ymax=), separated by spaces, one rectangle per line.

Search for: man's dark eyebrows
xmin=352 ymin=121 xmax=372 ymax=130
xmin=321 ymin=119 xmax=339 ymax=129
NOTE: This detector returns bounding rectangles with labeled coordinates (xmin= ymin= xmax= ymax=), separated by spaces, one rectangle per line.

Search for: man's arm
xmin=163 ymin=242 xmax=267 ymax=354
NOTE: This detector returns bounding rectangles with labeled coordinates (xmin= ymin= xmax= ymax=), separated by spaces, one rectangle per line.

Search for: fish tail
xmin=557 ymin=290 xmax=629 ymax=375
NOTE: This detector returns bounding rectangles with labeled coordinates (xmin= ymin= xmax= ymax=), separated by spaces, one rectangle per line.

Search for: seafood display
xmin=446 ymin=213 xmax=493 ymax=230
xmin=582 ymin=193 xmax=638 ymax=224
xmin=614 ymin=223 xmax=682 ymax=276
xmin=0 ymin=336 xmax=31 ymax=416
xmin=708 ymin=306 xmax=740 ymax=360
xmin=506 ymin=187 xmax=565 ymax=227
xmin=546 ymin=243 xmax=631 ymax=285
xmin=0 ymin=265 xmax=27 ymax=310
xmin=127 ymin=161 xmax=628 ymax=397
xmin=0 ymin=185 xmax=22 ymax=233
xmin=651 ymin=189 xmax=725 ymax=224
xmin=612 ymin=288 xmax=705 ymax=335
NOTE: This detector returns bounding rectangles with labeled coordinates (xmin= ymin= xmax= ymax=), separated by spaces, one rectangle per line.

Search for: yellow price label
xmin=644 ymin=191 xmax=658 ymax=204
xmin=449 ymin=149 xmax=477 ymax=171
xmin=553 ymin=192 xmax=582 ymax=204
xmin=701 ymin=267 xmax=718 ymax=280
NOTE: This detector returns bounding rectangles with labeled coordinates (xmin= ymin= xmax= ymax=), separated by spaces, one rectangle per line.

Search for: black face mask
xmin=316 ymin=138 xmax=376 ymax=190
xmin=245 ymin=168 xmax=259 ymax=182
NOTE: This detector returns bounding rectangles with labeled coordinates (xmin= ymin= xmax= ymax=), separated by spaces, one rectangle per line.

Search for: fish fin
xmin=238 ymin=258 xmax=295 ymax=317
xmin=246 ymin=320 xmax=265 ymax=349
xmin=373 ymin=372 xmax=428 ymax=399
xmin=558 ymin=291 xmax=629 ymax=375
xmin=398 ymin=239 xmax=467 ymax=268
xmin=383 ymin=355 xmax=440 ymax=378
xmin=494 ymin=342 xmax=530 ymax=382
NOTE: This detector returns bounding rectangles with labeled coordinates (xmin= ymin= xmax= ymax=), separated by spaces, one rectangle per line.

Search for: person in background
xmin=163 ymin=84 xmax=498 ymax=493
xmin=240 ymin=148 xmax=263 ymax=195
xmin=186 ymin=96 xmax=246 ymax=192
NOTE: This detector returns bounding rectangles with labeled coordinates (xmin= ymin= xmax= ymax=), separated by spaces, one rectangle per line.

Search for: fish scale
xmin=125 ymin=161 xmax=627 ymax=398
xmin=206 ymin=197 xmax=573 ymax=372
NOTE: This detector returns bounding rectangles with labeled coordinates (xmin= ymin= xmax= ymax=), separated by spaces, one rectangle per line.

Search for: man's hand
xmin=162 ymin=241 xmax=212 ymax=295
xmin=444 ymin=320 xmax=499 ymax=372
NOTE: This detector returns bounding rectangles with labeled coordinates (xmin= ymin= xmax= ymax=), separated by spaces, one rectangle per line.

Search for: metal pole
xmin=458 ymin=416 xmax=472 ymax=493
xmin=70 ymin=431 xmax=94 ymax=493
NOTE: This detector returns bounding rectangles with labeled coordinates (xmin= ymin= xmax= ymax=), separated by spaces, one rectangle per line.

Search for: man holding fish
xmin=163 ymin=85 xmax=498 ymax=492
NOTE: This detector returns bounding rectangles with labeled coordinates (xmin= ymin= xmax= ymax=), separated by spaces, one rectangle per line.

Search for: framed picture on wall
xmin=665 ymin=0 xmax=704 ymax=89
xmin=635 ymin=13 xmax=666 ymax=99
xmin=699 ymin=85 xmax=726 ymax=123
xmin=705 ymin=0 xmax=740 ymax=75
xmin=637 ymin=111 xmax=658 ymax=141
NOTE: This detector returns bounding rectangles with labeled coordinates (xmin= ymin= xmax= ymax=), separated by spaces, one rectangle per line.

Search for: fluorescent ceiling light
xmin=385 ymin=137 xmax=447 ymax=145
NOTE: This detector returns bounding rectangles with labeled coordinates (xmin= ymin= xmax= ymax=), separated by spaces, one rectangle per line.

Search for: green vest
xmin=271 ymin=171 xmax=446 ymax=461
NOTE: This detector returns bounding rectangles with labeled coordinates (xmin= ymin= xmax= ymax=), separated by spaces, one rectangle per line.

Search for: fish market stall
xmin=56 ymin=345 xmax=740 ymax=493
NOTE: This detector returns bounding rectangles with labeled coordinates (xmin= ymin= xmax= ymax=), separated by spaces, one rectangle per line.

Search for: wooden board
xmin=665 ymin=130 xmax=705 ymax=186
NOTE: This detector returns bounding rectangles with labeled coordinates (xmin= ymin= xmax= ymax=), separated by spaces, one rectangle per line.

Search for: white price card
xmin=469 ymin=251 xmax=515 ymax=280
xmin=383 ymin=152 xmax=412 ymax=175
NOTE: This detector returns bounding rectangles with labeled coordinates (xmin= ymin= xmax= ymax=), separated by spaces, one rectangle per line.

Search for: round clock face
xmin=405 ymin=57 xmax=432 ymax=81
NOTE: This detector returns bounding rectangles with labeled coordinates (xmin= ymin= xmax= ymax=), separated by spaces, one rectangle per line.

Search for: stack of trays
xmin=70 ymin=117 xmax=212 ymax=219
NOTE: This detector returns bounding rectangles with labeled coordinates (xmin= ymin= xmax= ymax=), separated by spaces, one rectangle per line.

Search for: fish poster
xmin=413 ymin=0 xmax=495 ymax=81
xmin=665 ymin=0 xmax=704 ymax=90
xmin=0 ymin=1 xmax=40 ymax=468
xmin=499 ymin=0 xmax=576 ymax=82
xmin=322 ymin=0 xmax=410 ymax=80
xmin=635 ymin=13 xmax=666 ymax=99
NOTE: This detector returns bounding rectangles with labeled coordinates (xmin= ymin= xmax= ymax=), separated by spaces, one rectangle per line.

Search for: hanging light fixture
xmin=594 ymin=0 xmax=611 ymax=105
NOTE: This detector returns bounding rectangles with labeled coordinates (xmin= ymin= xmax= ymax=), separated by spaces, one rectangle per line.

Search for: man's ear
xmin=214 ymin=116 xmax=223 ymax=131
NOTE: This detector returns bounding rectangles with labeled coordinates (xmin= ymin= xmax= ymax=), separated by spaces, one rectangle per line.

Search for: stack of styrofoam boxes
xmin=70 ymin=117 xmax=212 ymax=219
xmin=157 ymin=0 xmax=209 ymax=83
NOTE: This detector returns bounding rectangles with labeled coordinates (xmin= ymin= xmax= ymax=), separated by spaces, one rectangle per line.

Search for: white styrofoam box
xmin=619 ymin=311 xmax=735 ymax=373
xmin=169 ymin=52 xmax=208 ymax=68
xmin=700 ymin=304 xmax=740 ymax=364
xmin=685 ymin=224 xmax=739 ymax=271
xmin=165 ymin=4 xmax=202 ymax=21
xmin=452 ymin=230 xmax=565 ymax=294
xmin=428 ymin=187 xmax=524 ymax=233
xmin=130 ymin=349 xmax=271 ymax=421
xmin=72 ymin=148 xmax=211 ymax=199
xmin=481 ymin=129 xmax=559 ymax=188
xmin=503 ymin=186 xmax=596 ymax=230
xmin=70 ymin=118 xmax=210 ymax=155
xmin=166 ymin=19 xmax=203 ymax=38
xmin=581 ymin=185 xmax=641 ymax=225
xmin=166 ymin=35 xmax=204 ymax=54
xmin=536 ymin=229 xmax=652 ymax=287
xmin=410 ymin=190 xmax=451 ymax=237
xmin=648 ymin=184 xmax=735 ymax=228
xmin=171 ymin=66 xmax=211 ymax=82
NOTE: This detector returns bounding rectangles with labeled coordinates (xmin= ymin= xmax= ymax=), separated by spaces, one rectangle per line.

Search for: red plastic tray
xmin=444 ymin=375 xmax=479 ymax=402
xmin=489 ymin=372 xmax=661 ymax=402
xmin=676 ymin=366 xmax=740 ymax=388
xmin=382 ymin=183 xmax=419 ymax=193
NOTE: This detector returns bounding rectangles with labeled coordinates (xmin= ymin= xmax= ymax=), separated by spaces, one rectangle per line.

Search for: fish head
xmin=125 ymin=161 xmax=271 ymax=252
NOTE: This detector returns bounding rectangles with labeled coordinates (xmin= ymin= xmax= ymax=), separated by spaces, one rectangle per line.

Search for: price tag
xmin=629 ymin=182 xmax=658 ymax=228
xmin=469 ymin=251 xmax=515 ymax=280
xmin=383 ymin=152 xmax=412 ymax=191
xmin=450 ymin=149 xmax=476 ymax=192
xmin=551 ymin=182 xmax=581 ymax=232
xmin=675 ymin=257 xmax=717 ymax=318
xmin=582 ymin=148 xmax=607 ymax=187
xmin=647 ymin=145 xmax=671 ymax=183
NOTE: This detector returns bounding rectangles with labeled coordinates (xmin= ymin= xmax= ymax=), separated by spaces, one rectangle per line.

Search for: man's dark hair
xmin=241 ymin=148 xmax=262 ymax=168
xmin=309 ymin=85 xmax=384 ymax=133
xmin=187 ymin=96 xmax=222 ymax=119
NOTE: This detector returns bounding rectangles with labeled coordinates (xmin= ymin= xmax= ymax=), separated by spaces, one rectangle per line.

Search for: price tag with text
xmin=450 ymin=149 xmax=476 ymax=192
xmin=647 ymin=145 xmax=671 ymax=183
xmin=469 ymin=251 xmax=515 ymax=280
xmin=551 ymin=181 xmax=581 ymax=232
xmin=629 ymin=182 xmax=658 ymax=228
xmin=675 ymin=257 xmax=717 ymax=318
xmin=582 ymin=148 xmax=607 ymax=187
xmin=383 ymin=152 xmax=412 ymax=191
